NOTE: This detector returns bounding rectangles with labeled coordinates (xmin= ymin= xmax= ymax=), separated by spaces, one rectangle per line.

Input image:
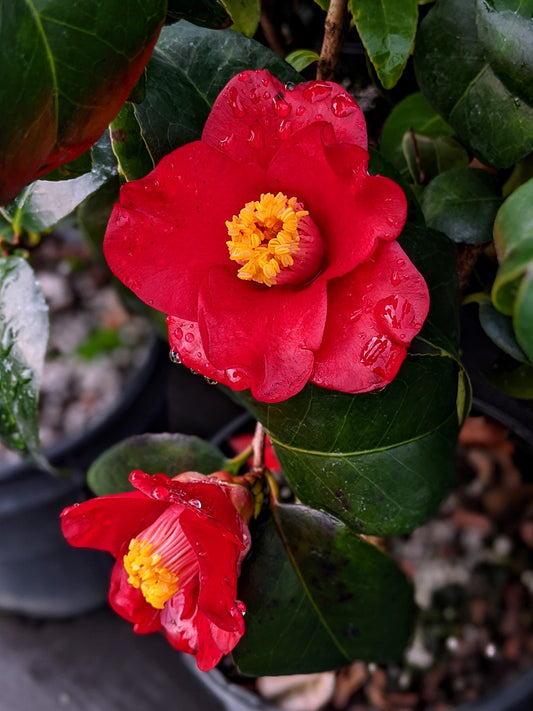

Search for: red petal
xmin=108 ymin=560 xmax=162 ymax=634
xmin=103 ymin=141 xmax=266 ymax=321
xmin=198 ymin=266 xmax=328 ymax=402
xmin=60 ymin=493 xmax=168 ymax=558
xmin=266 ymin=124 xmax=405 ymax=280
xmin=179 ymin=507 xmax=249 ymax=632
xmin=194 ymin=611 xmax=245 ymax=671
xmin=167 ymin=316 xmax=251 ymax=391
xmin=311 ymin=241 xmax=430 ymax=392
xmin=202 ymin=70 xmax=367 ymax=170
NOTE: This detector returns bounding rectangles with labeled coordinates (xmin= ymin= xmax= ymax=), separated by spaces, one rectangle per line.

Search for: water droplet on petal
xmin=376 ymin=295 xmax=415 ymax=331
xmin=247 ymin=122 xmax=264 ymax=149
xmin=174 ymin=328 xmax=183 ymax=340
xmin=227 ymin=368 xmax=242 ymax=383
xmin=152 ymin=486 xmax=170 ymax=500
xmin=169 ymin=350 xmax=182 ymax=364
xmin=285 ymin=81 xmax=296 ymax=91
xmin=360 ymin=335 xmax=390 ymax=367
xmin=396 ymin=258 xmax=405 ymax=267
xmin=390 ymin=271 xmax=401 ymax=287
xmin=188 ymin=499 xmax=202 ymax=509
xmin=331 ymin=93 xmax=356 ymax=117
xmin=302 ymin=82 xmax=332 ymax=103
xmin=263 ymin=91 xmax=271 ymax=100
xmin=249 ymin=87 xmax=260 ymax=104
xmin=272 ymin=94 xmax=291 ymax=117
xmin=276 ymin=119 xmax=292 ymax=138
xmin=365 ymin=282 xmax=373 ymax=292
xmin=219 ymin=134 xmax=235 ymax=151
xmin=296 ymin=105 xmax=305 ymax=116
xmin=349 ymin=309 xmax=363 ymax=323
xmin=115 ymin=213 xmax=130 ymax=227
xmin=237 ymin=71 xmax=249 ymax=82
xmin=228 ymin=87 xmax=247 ymax=118
xmin=261 ymin=77 xmax=269 ymax=87
xmin=184 ymin=332 xmax=194 ymax=343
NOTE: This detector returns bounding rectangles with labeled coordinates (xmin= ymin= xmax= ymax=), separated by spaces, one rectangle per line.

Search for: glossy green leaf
xmin=110 ymin=104 xmax=155 ymax=182
xmin=413 ymin=0 xmax=533 ymax=168
xmin=470 ymin=295 xmax=530 ymax=363
xmin=380 ymin=92 xmax=454 ymax=172
xmin=483 ymin=360 xmax=533 ymax=399
xmin=514 ymin=269 xmax=533 ymax=362
xmin=492 ymin=178 xmax=533 ymax=314
xmin=0 ymin=0 xmax=166 ymax=205
xmin=351 ymin=0 xmax=418 ymax=89
xmin=0 ymin=257 xmax=49 ymax=464
xmin=87 ymin=433 xmax=227 ymax=496
xmin=421 ymin=167 xmax=502 ymax=244
xmin=132 ymin=22 xmax=300 ymax=164
xmin=41 ymin=152 xmax=93 ymax=182
xmin=402 ymin=134 xmax=470 ymax=185
xmin=285 ymin=49 xmax=321 ymax=73
xmin=234 ymin=503 xmax=416 ymax=674
xmin=4 ymin=134 xmax=116 ymax=235
xmin=166 ymin=0 xmax=232 ymax=28
xmin=222 ymin=0 xmax=261 ymax=37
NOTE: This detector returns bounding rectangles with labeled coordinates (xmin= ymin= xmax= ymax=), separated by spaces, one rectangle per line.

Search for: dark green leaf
xmin=0 ymin=257 xmax=48 ymax=463
xmin=285 ymin=49 xmax=321 ymax=73
xmin=234 ymin=503 xmax=416 ymax=674
xmin=402 ymin=134 xmax=470 ymax=185
xmin=236 ymin=354 xmax=459 ymax=536
xmin=0 ymin=0 xmax=166 ymax=205
xmin=166 ymin=0 xmax=233 ymax=28
xmin=351 ymin=0 xmax=418 ymax=89
xmin=133 ymin=22 xmax=301 ymax=164
xmin=87 ymin=433 xmax=227 ymax=496
xmin=40 ymin=152 xmax=93 ymax=182
xmin=492 ymin=177 xmax=533 ymax=314
xmin=514 ymin=269 xmax=533 ymax=362
xmin=4 ymin=134 xmax=117 ymax=234
xmin=380 ymin=92 xmax=454 ymax=172
xmin=421 ymin=167 xmax=502 ymax=244
xmin=110 ymin=104 xmax=155 ymax=182
xmin=222 ymin=0 xmax=261 ymax=37
xmin=413 ymin=0 xmax=533 ymax=168
xmin=483 ymin=360 xmax=533 ymax=399
xmin=471 ymin=296 xmax=530 ymax=363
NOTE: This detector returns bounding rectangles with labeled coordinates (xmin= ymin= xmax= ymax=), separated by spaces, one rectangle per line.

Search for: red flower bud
xmin=61 ymin=471 xmax=252 ymax=671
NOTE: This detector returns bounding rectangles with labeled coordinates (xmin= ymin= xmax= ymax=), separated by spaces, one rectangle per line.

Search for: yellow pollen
xmin=123 ymin=538 xmax=179 ymax=609
xmin=226 ymin=192 xmax=309 ymax=287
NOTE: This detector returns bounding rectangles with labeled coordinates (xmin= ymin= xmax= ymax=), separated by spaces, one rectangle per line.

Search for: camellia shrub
xmin=1 ymin=0 xmax=532 ymax=679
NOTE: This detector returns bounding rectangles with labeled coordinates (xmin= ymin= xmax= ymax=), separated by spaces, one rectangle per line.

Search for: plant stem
xmin=251 ymin=420 xmax=266 ymax=474
xmin=317 ymin=0 xmax=349 ymax=81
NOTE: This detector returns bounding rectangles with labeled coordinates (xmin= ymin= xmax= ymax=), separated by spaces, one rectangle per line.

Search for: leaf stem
xmin=317 ymin=0 xmax=349 ymax=81
xmin=251 ymin=420 xmax=266 ymax=474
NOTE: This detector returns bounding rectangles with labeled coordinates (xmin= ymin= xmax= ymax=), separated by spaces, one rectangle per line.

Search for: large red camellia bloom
xmin=104 ymin=70 xmax=429 ymax=403
xmin=61 ymin=470 xmax=253 ymax=671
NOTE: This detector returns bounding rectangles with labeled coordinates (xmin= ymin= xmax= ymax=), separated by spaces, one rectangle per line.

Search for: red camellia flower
xmin=61 ymin=470 xmax=253 ymax=671
xmin=104 ymin=70 xmax=430 ymax=403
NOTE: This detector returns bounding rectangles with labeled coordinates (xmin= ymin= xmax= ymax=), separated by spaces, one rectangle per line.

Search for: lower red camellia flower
xmin=104 ymin=69 xmax=430 ymax=403
xmin=61 ymin=470 xmax=253 ymax=671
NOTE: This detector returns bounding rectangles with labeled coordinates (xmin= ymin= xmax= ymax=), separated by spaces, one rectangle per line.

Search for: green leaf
xmin=492 ymin=177 xmax=533 ymax=314
xmin=40 ymin=152 xmax=93 ymax=182
xmin=380 ymin=92 xmax=454 ymax=172
xmin=222 ymin=0 xmax=261 ymax=37
xmin=0 ymin=0 xmax=166 ymax=205
xmin=351 ymin=0 xmax=418 ymax=89
xmin=0 ymin=257 xmax=49 ymax=463
xmin=413 ymin=0 xmax=533 ymax=168
xmin=166 ymin=0 xmax=233 ymax=28
xmin=402 ymin=133 xmax=470 ymax=185
xmin=514 ymin=268 xmax=533 ymax=362
xmin=483 ymin=360 xmax=533 ymax=399
xmin=133 ymin=22 xmax=301 ymax=164
xmin=234 ymin=503 xmax=416 ymax=674
xmin=236 ymin=355 xmax=460 ymax=537
xmin=110 ymin=103 xmax=155 ymax=182
xmin=420 ymin=167 xmax=502 ymax=244
xmin=87 ymin=433 xmax=227 ymax=496
xmin=469 ymin=295 xmax=530 ymax=363
xmin=285 ymin=49 xmax=321 ymax=73
xmin=4 ymin=134 xmax=117 ymax=234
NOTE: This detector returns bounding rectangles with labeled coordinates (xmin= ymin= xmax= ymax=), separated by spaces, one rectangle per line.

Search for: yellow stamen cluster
xmin=226 ymin=192 xmax=309 ymax=287
xmin=123 ymin=538 xmax=179 ymax=609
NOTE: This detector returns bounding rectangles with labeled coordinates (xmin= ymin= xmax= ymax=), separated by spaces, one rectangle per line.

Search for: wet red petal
xmin=202 ymin=70 xmax=367 ymax=170
xmin=198 ymin=266 xmax=328 ymax=402
xmin=311 ymin=241 xmax=430 ymax=392
xmin=60 ymin=493 xmax=168 ymax=558
xmin=103 ymin=141 xmax=266 ymax=320
xmin=109 ymin=561 xmax=162 ymax=634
